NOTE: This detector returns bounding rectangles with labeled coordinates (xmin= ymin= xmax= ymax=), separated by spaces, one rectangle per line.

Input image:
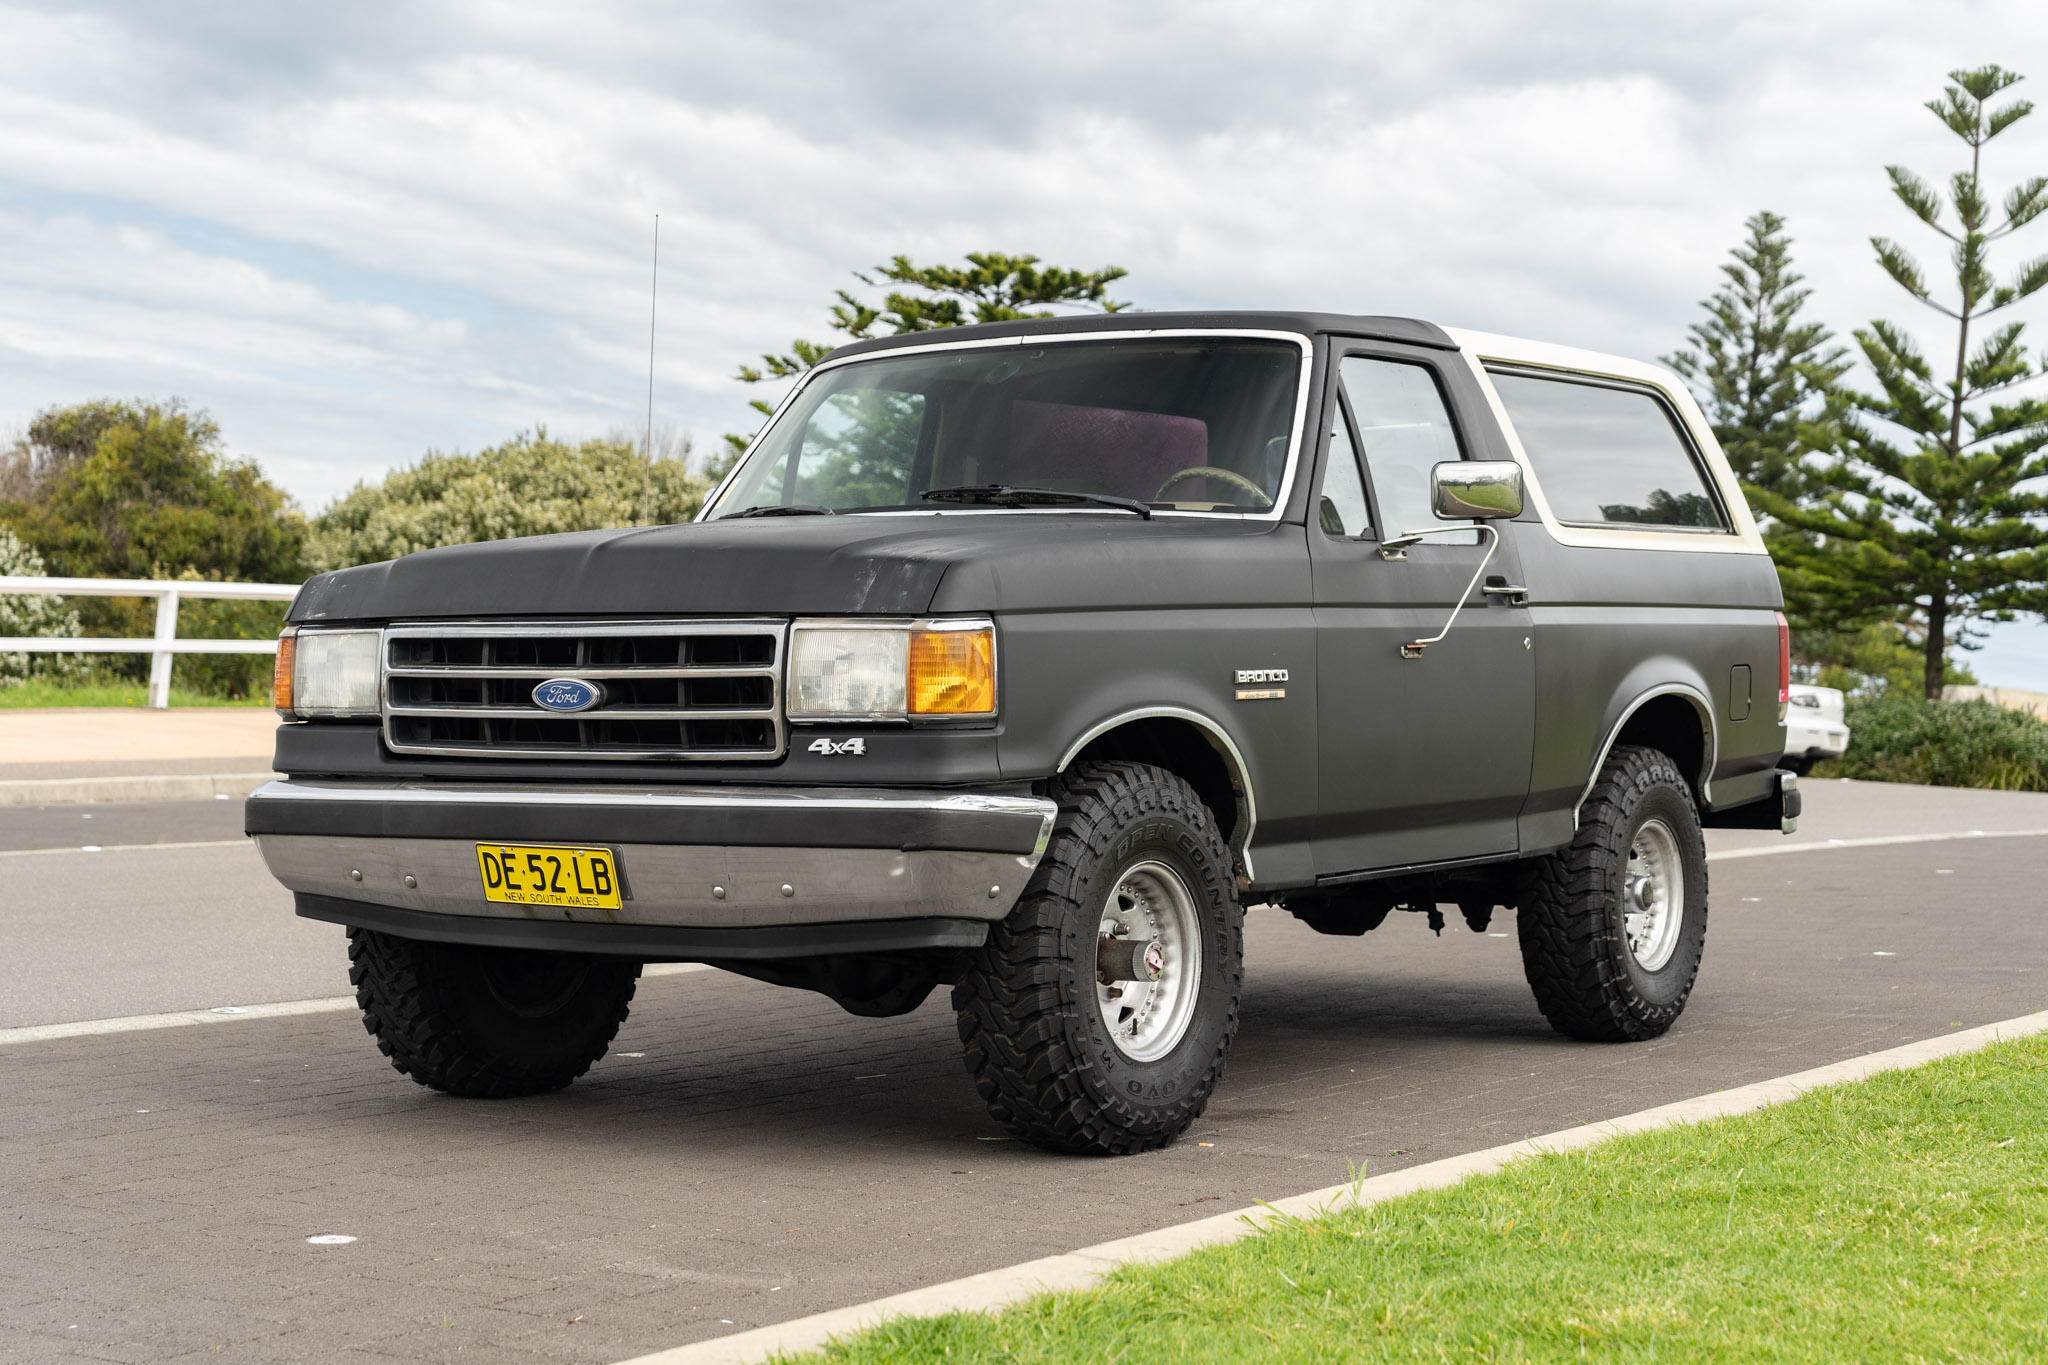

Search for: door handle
xmin=1482 ymin=580 xmax=1529 ymax=606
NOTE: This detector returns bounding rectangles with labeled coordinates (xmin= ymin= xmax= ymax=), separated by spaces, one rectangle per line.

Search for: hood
xmin=287 ymin=513 xmax=1303 ymax=624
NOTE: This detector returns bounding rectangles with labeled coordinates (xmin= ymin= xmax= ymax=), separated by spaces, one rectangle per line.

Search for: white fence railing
xmin=0 ymin=575 xmax=301 ymax=709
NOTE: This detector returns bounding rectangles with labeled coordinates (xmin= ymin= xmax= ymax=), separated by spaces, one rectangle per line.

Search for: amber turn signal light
xmin=908 ymin=627 xmax=995 ymax=715
xmin=273 ymin=633 xmax=296 ymax=718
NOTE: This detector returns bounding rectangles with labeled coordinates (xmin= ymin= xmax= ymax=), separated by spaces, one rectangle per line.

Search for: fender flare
xmin=1056 ymin=706 xmax=1260 ymax=882
xmin=1574 ymin=682 xmax=1719 ymax=823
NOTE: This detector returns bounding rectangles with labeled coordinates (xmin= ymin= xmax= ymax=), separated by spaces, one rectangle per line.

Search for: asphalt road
xmin=4 ymin=781 xmax=2047 ymax=1363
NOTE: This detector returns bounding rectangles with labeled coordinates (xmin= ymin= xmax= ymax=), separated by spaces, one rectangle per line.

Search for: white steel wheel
xmin=1623 ymin=816 xmax=1685 ymax=972
xmin=1096 ymin=860 xmax=1203 ymax=1063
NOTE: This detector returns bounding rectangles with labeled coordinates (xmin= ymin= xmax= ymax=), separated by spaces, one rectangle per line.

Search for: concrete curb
xmin=616 ymin=1008 xmax=2048 ymax=1365
xmin=0 ymin=771 xmax=272 ymax=806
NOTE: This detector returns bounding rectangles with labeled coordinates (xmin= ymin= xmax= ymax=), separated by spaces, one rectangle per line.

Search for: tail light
xmin=1775 ymin=611 xmax=1791 ymax=722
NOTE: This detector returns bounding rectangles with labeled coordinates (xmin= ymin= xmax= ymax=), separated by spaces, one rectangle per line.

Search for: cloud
xmin=1 ymin=0 xmax=2046 ymax=682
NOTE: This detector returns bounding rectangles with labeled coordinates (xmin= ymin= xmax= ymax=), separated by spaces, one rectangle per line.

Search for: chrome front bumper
xmin=246 ymin=779 xmax=1056 ymax=931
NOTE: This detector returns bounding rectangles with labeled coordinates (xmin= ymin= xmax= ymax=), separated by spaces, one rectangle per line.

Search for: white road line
xmin=1708 ymin=828 xmax=2048 ymax=862
xmin=0 ymin=838 xmax=251 ymax=858
xmin=617 ymin=1008 xmax=2048 ymax=1365
xmin=0 ymin=995 xmax=357 ymax=1044
xmin=0 ymin=962 xmax=711 ymax=1046
xmin=5 ymin=827 xmax=2041 ymax=1043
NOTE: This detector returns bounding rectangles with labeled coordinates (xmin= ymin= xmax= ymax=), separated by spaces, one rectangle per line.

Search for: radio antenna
xmin=644 ymin=213 xmax=660 ymax=460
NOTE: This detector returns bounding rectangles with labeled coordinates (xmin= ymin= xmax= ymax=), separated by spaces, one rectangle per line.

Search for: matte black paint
xmin=1308 ymin=338 xmax=1535 ymax=874
xmin=1509 ymin=529 xmax=1785 ymax=827
xmin=271 ymin=310 xmax=1786 ymax=907
xmin=824 ymin=310 xmax=1455 ymax=361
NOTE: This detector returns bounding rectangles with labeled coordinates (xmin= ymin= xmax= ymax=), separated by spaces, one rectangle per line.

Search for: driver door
xmin=1310 ymin=348 xmax=1537 ymax=876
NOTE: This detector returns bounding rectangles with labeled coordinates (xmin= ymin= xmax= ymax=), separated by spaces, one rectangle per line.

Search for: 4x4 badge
xmin=808 ymin=737 xmax=867 ymax=756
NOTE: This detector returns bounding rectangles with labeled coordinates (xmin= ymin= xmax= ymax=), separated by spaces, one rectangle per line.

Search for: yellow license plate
xmin=475 ymin=843 xmax=623 ymax=910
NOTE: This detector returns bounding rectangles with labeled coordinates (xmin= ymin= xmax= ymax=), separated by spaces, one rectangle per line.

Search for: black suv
xmin=248 ymin=311 xmax=1798 ymax=1155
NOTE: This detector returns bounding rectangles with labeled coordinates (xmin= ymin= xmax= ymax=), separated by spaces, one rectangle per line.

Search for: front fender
xmin=993 ymin=605 xmax=1320 ymax=886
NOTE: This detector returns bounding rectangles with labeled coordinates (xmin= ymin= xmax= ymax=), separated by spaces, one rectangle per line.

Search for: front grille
xmin=382 ymin=621 xmax=786 ymax=760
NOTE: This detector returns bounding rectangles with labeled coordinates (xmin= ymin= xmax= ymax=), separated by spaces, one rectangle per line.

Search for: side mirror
xmin=1432 ymin=461 xmax=1524 ymax=520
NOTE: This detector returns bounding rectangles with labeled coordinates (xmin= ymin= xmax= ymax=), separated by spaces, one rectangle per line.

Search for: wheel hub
xmin=1095 ymin=861 xmax=1203 ymax=1063
xmin=1622 ymin=817 xmax=1684 ymax=972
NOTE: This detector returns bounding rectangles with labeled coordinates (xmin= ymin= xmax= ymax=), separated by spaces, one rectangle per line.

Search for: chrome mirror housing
xmin=1432 ymin=461 xmax=1525 ymax=520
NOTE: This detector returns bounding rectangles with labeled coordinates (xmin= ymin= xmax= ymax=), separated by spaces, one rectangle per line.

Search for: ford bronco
xmin=248 ymin=311 xmax=1798 ymax=1155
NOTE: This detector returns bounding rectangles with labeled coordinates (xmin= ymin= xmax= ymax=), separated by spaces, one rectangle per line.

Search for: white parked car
xmin=1783 ymin=684 xmax=1850 ymax=774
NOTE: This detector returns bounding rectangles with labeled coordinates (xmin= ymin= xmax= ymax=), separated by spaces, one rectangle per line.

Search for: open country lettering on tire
xmin=246 ymin=311 xmax=1798 ymax=1155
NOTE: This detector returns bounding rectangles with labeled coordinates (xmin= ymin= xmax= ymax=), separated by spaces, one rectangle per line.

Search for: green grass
xmin=793 ymin=1033 xmax=2048 ymax=1362
xmin=0 ymin=680 xmax=272 ymax=708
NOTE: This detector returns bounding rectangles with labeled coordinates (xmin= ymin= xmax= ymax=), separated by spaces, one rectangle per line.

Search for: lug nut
xmin=988 ymin=885 xmax=1001 ymax=898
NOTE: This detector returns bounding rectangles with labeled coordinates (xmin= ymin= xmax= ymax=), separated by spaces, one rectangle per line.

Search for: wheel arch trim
xmin=1573 ymin=682 xmax=1719 ymax=825
xmin=1055 ymin=706 xmax=1259 ymax=882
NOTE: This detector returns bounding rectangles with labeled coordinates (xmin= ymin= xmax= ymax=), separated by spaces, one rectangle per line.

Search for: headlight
xmin=788 ymin=619 xmax=996 ymax=722
xmin=275 ymin=628 xmax=382 ymax=719
xmin=788 ymin=625 xmax=909 ymax=720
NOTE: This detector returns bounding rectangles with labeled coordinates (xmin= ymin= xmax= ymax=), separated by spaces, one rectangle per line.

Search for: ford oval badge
xmin=533 ymin=678 xmax=604 ymax=713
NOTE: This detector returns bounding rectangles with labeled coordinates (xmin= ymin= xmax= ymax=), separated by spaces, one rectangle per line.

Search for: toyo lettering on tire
xmin=953 ymin=760 xmax=1244 ymax=1155
xmin=1515 ymin=744 xmax=1709 ymax=1041
xmin=347 ymin=930 xmax=640 ymax=1098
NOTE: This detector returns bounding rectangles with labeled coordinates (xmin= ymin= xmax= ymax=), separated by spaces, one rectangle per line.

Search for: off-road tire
xmin=348 ymin=928 xmax=640 ymax=1097
xmin=953 ymin=760 xmax=1244 ymax=1155
xmin=1516 ymin=744 xmax=1708 ymax=1042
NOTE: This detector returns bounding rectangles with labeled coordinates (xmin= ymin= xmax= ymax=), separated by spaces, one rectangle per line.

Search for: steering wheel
xmin=1153 ymin=466 xmax=1274 ymax=509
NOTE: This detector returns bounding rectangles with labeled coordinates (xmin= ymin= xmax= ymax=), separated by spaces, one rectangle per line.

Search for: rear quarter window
xmin=1486 ymin=370 xmax=1728 ymax=531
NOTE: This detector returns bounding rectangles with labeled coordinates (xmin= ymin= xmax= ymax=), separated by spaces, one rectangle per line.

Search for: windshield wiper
xmin=719 ymin=504 xmax=838 ymax=519
xmin=920 ymin=485 xmax=1152 ymax=519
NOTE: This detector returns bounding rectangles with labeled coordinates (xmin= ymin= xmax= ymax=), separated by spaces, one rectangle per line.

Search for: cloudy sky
xmin=6 ymin=0 xmax=2048 ymax=682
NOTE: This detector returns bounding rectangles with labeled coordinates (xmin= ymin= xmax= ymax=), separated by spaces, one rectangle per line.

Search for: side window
xmin=1338 ymin=357 xmax=1474 ymax=544
xmin=1317 ymin=405 xmax=1372 ymax=537
xmin=1487 ymin=371 xmax=1728 ymax=530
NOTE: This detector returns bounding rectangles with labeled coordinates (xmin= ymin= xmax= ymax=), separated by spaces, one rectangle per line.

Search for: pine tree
xmin=717 ymin=252 xmax=1129 ymax=473
xmin=1665 ymin=212 xmax=1849 ymax=505
xmin=1762 ymin=66 xmax=2048 ymax=699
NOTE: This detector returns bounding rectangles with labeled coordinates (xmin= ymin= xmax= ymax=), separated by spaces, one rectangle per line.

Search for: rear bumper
xmin=1701 ymin=768 xmax=1800 ymax=834
xmin=246 ymin=778 xmax=1056 ymax=951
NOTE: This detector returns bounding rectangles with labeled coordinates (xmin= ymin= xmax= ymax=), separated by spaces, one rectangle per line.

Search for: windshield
xmin=707 ymin=337 xmax=1303 ymax=517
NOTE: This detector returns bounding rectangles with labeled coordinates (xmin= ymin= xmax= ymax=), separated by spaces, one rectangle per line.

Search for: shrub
xmin=1 ymin=399 xmax=306 ymax=697
xmin=0 ymin=529 xmax=84 ymax=687
xmin=1816 ymin=694 xmax=2048 ymax=791
xmin=309 ymin=430 xmax=707 ymax=572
